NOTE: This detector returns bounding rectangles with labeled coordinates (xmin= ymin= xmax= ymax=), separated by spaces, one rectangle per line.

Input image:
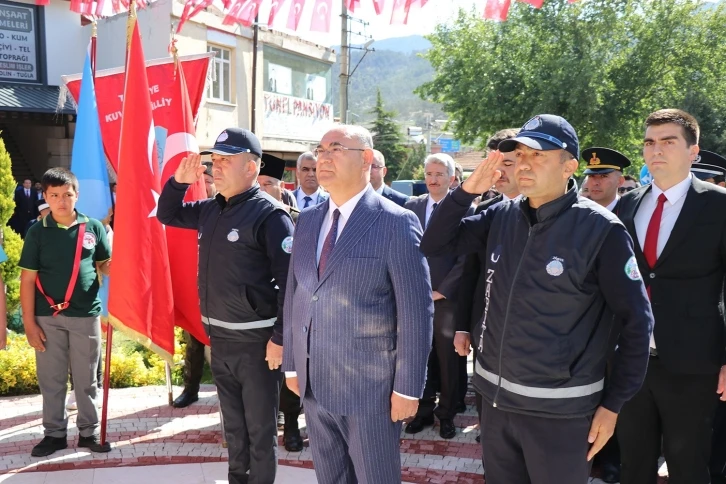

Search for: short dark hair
xmin=645 ymin=109 xmax=700 ymax=147
xmin=41 ymin=167 xmax=79 ymax=193
xmin=623 ymin=174 xmax=637 ymax=183
xmin=486 ymin=128 xmax=520 ymax=151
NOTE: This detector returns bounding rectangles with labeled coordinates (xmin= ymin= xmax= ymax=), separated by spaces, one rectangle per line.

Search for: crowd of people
xmin=5 ymin=107 xmax=726 ymax=484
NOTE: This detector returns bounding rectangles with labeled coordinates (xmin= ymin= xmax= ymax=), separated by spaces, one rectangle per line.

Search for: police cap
xmin=582 ymin=147 xmax=631 ymax=175
xmin=691 ymin=150 xmax=726 ymax=180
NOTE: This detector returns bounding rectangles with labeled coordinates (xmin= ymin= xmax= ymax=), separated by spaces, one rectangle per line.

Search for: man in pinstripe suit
xmin=282 ymin=125 xmax=434 ymax=484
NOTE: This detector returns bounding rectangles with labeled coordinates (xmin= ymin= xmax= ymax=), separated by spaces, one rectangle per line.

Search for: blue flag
xmin=70 ymin=44 xmax=113 ymax=321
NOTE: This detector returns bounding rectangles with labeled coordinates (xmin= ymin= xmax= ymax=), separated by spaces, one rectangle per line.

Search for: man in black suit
xmin=617 ymin=109 xmax=726 ymax=484
xmin=371 ymin=150 xmax=409 ymax=206
xmin=404 ymin=153 xmax=473 ymax=439
xmin=11 ymin=178 xmax=38 ymax=238
xmin=453 ymin=128 xmax=520 ymax=444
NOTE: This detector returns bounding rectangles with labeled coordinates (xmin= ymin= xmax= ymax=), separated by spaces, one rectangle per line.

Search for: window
xmin=208 ymin=45 xmax=232 ymax=103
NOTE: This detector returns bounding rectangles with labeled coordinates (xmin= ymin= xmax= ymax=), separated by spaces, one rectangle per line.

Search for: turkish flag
xmin=518 ymin=0 xmax=544 ymax=7
xmin=346 ymin=0 xmax=360 ymax=12
xmin=371 ymin=0 xmax=384 ymax=15
xmin=390 ymin=0 xmax=412 ymax=25
xmin=160 ymin=61 xmax=210 ymax=347
xmin=310 ymin=0 xmax=332 ymax=32
xmin=177 ymin=0 xmax=214 ymax=33
xmin=268 ymin=0 xmax=288 ymax=27
xmin=484 ymin=0 xmax=512 ymax=21
xmin=223 ymin=0 xmax=263 ymax=26
xmin=108 ymin=20 xmax=175 ymax=361
xmin=287 ymin=0 xmax=306 ymax=31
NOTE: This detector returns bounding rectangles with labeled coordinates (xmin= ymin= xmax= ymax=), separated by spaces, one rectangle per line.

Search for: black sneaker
xmin=31 ymin=436 xmax=68 ymax=457
xmin=78 ymin=435 xmax=112 ymax=453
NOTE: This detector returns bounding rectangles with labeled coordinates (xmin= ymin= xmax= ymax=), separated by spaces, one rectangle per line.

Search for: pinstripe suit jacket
xmin=282 ymin=186 xmax=434 ymax=415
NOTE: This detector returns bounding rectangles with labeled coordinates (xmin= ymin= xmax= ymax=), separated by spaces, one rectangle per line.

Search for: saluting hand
xmin=174 ymin=153 xmax=206 ymax=185
xmin=461 ymin=151 xmax=504 ymax=195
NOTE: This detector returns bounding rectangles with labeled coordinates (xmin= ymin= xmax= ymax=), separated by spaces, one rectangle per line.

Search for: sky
xmin=255 ymin=0 xmax=481 ymax=47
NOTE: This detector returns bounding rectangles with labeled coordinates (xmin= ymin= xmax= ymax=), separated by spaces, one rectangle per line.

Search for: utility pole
xmin=339 ymin=0 xmax=349 ymax=124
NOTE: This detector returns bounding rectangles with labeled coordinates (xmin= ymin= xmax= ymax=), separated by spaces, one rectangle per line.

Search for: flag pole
xmin=95 ymin=19 xmax=115 ymax=447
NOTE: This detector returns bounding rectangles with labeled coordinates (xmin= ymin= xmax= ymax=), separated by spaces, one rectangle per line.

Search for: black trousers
xmin=210 ymin=338 xmax=282 ymax=484
xmin=183 ymin=331 xmax=206 ymax=394
xmin=480 ymin=404 xmax=592 ymax=484
xmin=618 ymin=356 xmax=719 ymax=484
xmin=280 ymin=376 xmax=301 ymax=427
xmin=417 ymin=301 xmax=459 ymax=421
xmin=710 ymin=402 xmax=726 ymax=478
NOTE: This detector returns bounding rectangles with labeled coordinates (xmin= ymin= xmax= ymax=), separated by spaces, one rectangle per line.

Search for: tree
xmin=399 ymin=142 xmax=428 ymax=180
xmin=0 ymin=134 xmax=22 ymax=315
xmin=416 ymin=0 xmax=726 ymax=175
xmin=369 ymin=89 xmax=408 ymax=183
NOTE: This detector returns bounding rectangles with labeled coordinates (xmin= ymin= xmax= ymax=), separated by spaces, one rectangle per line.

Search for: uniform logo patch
xmin=523 ymin=116 xmax=541 ymax=131
xmin=227 ymin=229 xmax=239 ymax=242
xmin=82 ymin=232 xmax=97 ymax=250
xmin=281 ymin=236 xmax=293 ymax=254
xmin=546 ymin=257 xmax=564 ymax=277
xmin=490 ymin=244 xmax=502 ymax=264
xmin=625 ymin=256 xmax=641 ymax=281
xmin=217 ymin=131 xmax=229 ymax=143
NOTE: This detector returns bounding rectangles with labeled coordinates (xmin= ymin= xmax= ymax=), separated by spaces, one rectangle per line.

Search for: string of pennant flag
xmin=33 ymin=0 xmax=578 ymax=33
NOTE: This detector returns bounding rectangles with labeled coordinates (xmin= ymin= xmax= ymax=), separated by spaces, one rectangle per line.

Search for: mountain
xmin=332 ymin=36 xmax=444 ymax=125
xmin=366 ymin=35 xmax=432 ymax=53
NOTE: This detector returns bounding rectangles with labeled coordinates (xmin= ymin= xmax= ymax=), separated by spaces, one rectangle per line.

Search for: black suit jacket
xmin=381 ymin=185 xmax=409 ymax=207
xmin=617 ymin=177 xmax=726 ymax=374
xmin=405 ymin=194 xmax=472 ymax=301
xmin=454 ymin=195 xmax=504 ymax=332
xmin=12 ymin=186 xmax=38 ymax=235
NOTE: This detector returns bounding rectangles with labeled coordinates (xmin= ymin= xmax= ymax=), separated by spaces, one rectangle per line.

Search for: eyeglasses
xmin=313 ymin=145 xmax=367 ymax=158
xmin=618 ymin=187 xmax=636 ymax=194
xmin=371 ymin=165 xmax=385 ymax=170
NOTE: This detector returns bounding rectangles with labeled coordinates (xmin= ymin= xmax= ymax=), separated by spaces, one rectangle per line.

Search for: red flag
xmin=70 ymin=0 xmax=95 ymax=15
xmin=223 ymin=0 xmax=263 ymax=26
xmin=268 ymin=0 xmax=288 ymax=27
xmin=310 ymin=0 xmax=332 ymax=32
xmin=483 ymin=0 xmax=512 ymax=21
xmin=518 ymin=0 xmax=544 ymax=7
xmin=390 ymin=0 xmax=412 ymax=25
xmin=160 ymin=62 xmax=210 ymax=347
xmin=35 ymin=0 xmax=50 ymax=5
xmin=372 ymin=0 xmax=384 ymax=14
xmin=177 ymin=0 xmax=214 ymax=33
xmin=287 ymin=0 xmax=306 ymax=30
xmin=346 ymin=0 xmax=360 ymax=12
xmin=109 ymin=20 xmax=175 ymax=361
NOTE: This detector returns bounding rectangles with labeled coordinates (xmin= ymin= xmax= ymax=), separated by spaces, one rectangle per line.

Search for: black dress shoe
xmin=475 ymin=434 xmax=481 ymax=443
xmin=283 ymin=427 xmax=304 ymax=452
xmin=78 ymin=435 xmax=112 ymax=453
xmin=439 ymin=419 xmax=456 ymax=439
xmin=31 ymin=436 xmax=67 ymax=457
xmin=172 ymin=391 xmax=199 ymax=408
xmin=404 ymin=415 xmax=434 ymax=434
xmin=601 ymin=463 xmax=620 ymax=484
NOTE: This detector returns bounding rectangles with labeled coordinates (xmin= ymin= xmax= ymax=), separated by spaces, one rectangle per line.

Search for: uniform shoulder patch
xmin=624 ymin=256 xmax=641 ymax=281
xmin=281 ymin=236 xmax=293 ymax=254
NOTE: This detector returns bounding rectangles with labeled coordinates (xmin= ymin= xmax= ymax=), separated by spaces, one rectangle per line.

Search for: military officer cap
xmin=582 ymin=147 xmax=631 ymax=175
xmin=691 ymin=150 xmax=726 ymax=180
xmin=260 ymin=153 xmax=287 ymax=181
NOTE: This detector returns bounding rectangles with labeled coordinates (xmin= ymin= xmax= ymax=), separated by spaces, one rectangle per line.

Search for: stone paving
xmin=0 ymin=381 xmax=670 ymax=483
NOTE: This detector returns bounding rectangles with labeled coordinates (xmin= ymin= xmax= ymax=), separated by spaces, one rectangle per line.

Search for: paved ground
xmin=0 ymin=377 xmax=670 ymax=483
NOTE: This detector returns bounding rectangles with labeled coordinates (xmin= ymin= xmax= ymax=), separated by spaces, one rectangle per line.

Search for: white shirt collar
xmin=605 ymin=196 xmax=620 ymax=212
xmin=374 ymin=184 xmax=385 ymax=195
xmin=502 ymin=193 xmax=522 ymax=202
xmin=427 ymin=193 xmax=446 ymax=210
xmin=652 ymin=173 xmax=692 ymax=205
xmin=299 ymin=186 xmax=321 ymax=199
xmin=327 ymin=185 xmax=369 ymax=221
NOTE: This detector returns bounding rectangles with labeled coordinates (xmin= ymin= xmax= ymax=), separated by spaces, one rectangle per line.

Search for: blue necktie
xmin=426 ymin=202 xmax=438 ymax=229
xmin=318 ymin=209 xmax=340 ymax=277
xmin=303 ymin=196 xmax=312 ymax=208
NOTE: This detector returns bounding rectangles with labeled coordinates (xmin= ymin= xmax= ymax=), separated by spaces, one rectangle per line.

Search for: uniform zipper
xmin=492 ymin=225 xmax=534 ymax=408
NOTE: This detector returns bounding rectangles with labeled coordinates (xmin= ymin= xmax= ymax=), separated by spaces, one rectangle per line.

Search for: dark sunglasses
xmin=618 ymin=187 xmax=635 ymax=194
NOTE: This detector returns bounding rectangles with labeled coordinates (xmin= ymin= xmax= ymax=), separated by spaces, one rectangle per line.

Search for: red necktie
xmin=318 ymin=209 xmax=340 ymax=277
xmin=643 ymin=193 xmax=667 ymax=297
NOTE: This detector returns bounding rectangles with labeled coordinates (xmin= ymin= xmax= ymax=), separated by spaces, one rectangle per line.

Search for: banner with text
xmin=263 ymin=92 xmax=334 ymax=141
xmin=0 ymin=1 xmax=39 ymax=82
xmin=62 ymin=53 xmax=213 ymax=172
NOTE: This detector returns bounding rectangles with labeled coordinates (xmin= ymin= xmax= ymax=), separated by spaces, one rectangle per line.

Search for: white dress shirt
xmin=374 ymin=183 xmax=385 ymax=195
xmin=633 ymin=173 xmax=692 ymax=348
xmin=605 ymin=196 xmax=620 ymax=212
xmin=316 ymin=185 xmax=368 ymax=263
xmin=425 ymin=194 xmax=445 ymax=228
xmin=296 ymin=187 xmax=323 ymax=208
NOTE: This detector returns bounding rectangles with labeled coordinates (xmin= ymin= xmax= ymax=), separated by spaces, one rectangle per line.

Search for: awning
xmin=0 ymin=84 xmax=74 ymax=114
